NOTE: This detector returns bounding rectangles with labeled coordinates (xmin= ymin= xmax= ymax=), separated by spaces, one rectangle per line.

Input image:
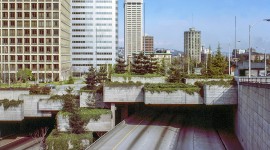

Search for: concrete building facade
xmin=143 ymin=35 xmax=153 ymax=52
xmin=184 ymin=27 xmax=201 ymax=63
xmin=0 ymin=0 xmax=71 ymax=82
xmin=71 ymin=0 xmax=118 ymax=76
xmin=124 ymin=0 xmax=143 ymax=60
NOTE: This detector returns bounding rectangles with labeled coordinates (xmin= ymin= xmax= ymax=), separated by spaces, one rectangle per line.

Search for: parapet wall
xmin=111 ymin=76 xmax=166 ymax=84
xmin=0 ymin=90 xmax=29 ymax=100
xmin=204 ymin=85 xmax=237 ymax=105
xmin=103 ymin=86 xmax=144 ymax=102
xmin=236 ymin=84 xmax=270 ymax=150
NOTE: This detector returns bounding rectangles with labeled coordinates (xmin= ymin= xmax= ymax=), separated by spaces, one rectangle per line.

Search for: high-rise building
xmin=71 ymin=0 xmax=118 ymax=76
xmin=124 ymin=0 xmax=143 ymax=60
xmin=184 ymin=28 xmax=201 ymax=63
xmin=0 ymin=0 xmax=71 ymax=82
xmin=143 ymin=36 xmax=154 ymax=53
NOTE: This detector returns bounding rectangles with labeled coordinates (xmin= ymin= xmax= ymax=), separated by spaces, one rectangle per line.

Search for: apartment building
xmin=184 ymin=27 xmax=201 ymax=63
xmin=0 ymin=0 xmax=71 ymax=82
xmin=124 ymin=0 xmax=143 ymax=60
xmin=71 ymin=0 xmax=118 ymax=76
xmin=143 ymin=35 xmax=153 ymax=53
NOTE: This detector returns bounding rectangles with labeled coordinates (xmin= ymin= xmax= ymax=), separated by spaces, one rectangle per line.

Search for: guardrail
xmin=237 ymin=77 xmax=270 ymax=84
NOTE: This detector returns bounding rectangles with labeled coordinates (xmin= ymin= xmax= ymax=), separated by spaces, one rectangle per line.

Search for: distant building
xmin=232 ymin=49 xmax=245 ymax=58
xmin=143 ymin=36 xmax=154 ymax=52
xmin=124 ymin=0 xmax=144 ymax=60
xmin=0 ymin=0 xmax=71 ymax=82
xmin=184 ymin=28 xmax=201 ymax=63
xmin=201 ymin=46 xmax=211 ymax=63
xmin=146 ymin=50 xmax=172 ymax=64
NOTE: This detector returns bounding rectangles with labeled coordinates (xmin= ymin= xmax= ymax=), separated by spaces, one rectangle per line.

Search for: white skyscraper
xmin=124 ymin=0 xmax=143 ymax=60
xmin=71 ymin=0 xmax=118 ymax=76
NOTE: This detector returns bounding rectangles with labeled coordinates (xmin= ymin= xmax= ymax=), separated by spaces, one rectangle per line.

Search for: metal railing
xmin=238 ymin=77 xmax=270 ymax=84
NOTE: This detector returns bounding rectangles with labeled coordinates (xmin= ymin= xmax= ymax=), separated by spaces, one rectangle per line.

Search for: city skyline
xmin=118 ymin=0 xmax=270 ymax=52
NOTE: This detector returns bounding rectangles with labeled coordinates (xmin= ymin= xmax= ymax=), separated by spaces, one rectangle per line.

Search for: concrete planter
xmin=38 ymin=99 xmax=63 ymax=111
xmin=0 ymin=90 xmax=29 ymax=100
xmin=184 ymin=78 xmax=231 ymax=85
xmin=0 ymin=104 xmax=24 ymax=121
xmin=20 ymin=95 xmax=51 ymax=117
xmin=144 ymin=90 xmax=203 ymax=104
xmin=57 ymin=114 xmax=112 ymax=132
xmin=111 ymin=76 xmax=166 ymax=84
xmin=204 ymin=85 xmax=238 ymax=105
xmin=103 ymin=86 xmax=144 ymax=102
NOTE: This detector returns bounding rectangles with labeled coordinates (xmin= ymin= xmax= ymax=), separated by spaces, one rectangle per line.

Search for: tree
xmin=167 ymin=67 xmax=182 ymax=83
xmin=62 ymin=87 xmax=76 ymax=113
xmin=132 ymin=53 xmax=148 ymax=75
xmin=17 ymin=69 xmax=33 ymax=82
xmin=207 ymin=43 xmax=227 ymax=76
xmin=96 ymin=66 xmax=107 ymax=84
xmin=157 ymin=58 xmax=166 ymax=76
xmin=146 ymin=54 xmax=158 ymax=74
xmin=85 ymin=67 xmax=98 ymax=90
xmin=69 ymin=112 xmax=85 ymax=134
xmin=115 ymin=57 xmax=127 ymax=74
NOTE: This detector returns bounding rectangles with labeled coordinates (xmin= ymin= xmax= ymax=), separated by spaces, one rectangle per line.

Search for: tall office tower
xmin=71 ymin=0 xmax=118 ymax=76
xmin=0 ymin=0 xmax=71 ymax=82
xmin=184 ymin=27 xmax=201 ymax=63
xmin=124 ymin=0 xmax=143 ymax=60
xmin=143 ymin=35 xmax=154 ymax=53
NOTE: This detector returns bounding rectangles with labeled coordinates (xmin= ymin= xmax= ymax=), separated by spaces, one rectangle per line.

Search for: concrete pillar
xmin=111 ymin=103 xmax=116 ymax=128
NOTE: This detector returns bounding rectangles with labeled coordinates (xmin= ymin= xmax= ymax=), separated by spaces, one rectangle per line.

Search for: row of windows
xmin=72 ymin=6 xmax=93 ymax=9
xmin=72 ymin=58 xmax=93 ymax=60
xmin=72 ymin=64 xmax=92 ymax=66
xmin=96 ymin=41 xmax=112 ymax=43
xmin=96 ymin=6 xmax=112 ymax=9
xmin=96 ymin=35 xmax=112 ymax=37
xmin=96 ymin=18 xmax=112 ymax=20
xmin=72 ymin=41 xmax=93 ymax=43
xmin=72 ymin=46 xmax=93 ymax=49
xmin=72 ymin=18 xmax=93 ymax=20
xmin=72 ymin=29 xmax=93 ymax=32
xmin=72 ymin=12 xmax=93 ymax=14
xmin=97 ymin=58 xmax=112 ymax=60
xmin=2 ymin=38 xmax=59 ymax=45
xmin=1 ymin=3 xmax=59 ymax=10
xmin=72 ymin=23 xmax=93 ymax=26
xmin=0 ymin=46 xmax=59 ymax=54
xmin=96 ymin=0 xmax=112 ymax=3
xmin=72 ymin=35 xmax=93 ymax=37
xmin=72 ymin=52 xmax=93 ymax=55
xmin=72 ymin=0 xmax=93 ymax=2
xmin=96 ymin=12 xmax=112 ymax=14
xmin=2 ymin=12 xmax=59 ymax=19
xmin=1 ymin=20 xmax=59 ymax=28
xmin=96 ymin=52 xmax=112 ymax=55
xmin=97 ymin=47 xmax=112 ymax=49
xmin=1 ymin=29 xmax=59 ymax=36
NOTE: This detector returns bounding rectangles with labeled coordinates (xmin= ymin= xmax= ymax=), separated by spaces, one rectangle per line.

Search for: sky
xmin=118 ymin=0 xmax=270 ymax=53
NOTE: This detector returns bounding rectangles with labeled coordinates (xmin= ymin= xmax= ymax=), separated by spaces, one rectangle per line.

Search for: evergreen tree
xmin=96 ymin=66 xmax=107 ymax=83
xmin=85 ymin=67 xmax=97 ymax=90
xmin=167 ymin=67 xmax=182 ymax=83
xmin=62 ymin=87 xmax=76 ymax=113
xmin=208 ymin=43 xmax=227 ymax=76
xmin=157 ymin=58 xmax=166 ymax=75
xmin=115 ymin=57 xmax=127 ymax=74
xmin=69 ymin=112 xmax=85 ymax=134
xmin=147 ymin=54 xmax=158 ymax=74
xmin=131 ymin=53 xmax=148 ymax=75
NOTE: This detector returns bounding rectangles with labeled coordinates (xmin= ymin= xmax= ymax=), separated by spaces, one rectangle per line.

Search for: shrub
xmin=29 ymin=85 xmax=50 ymax=95
xmin=0 ymin=99 xmax=23 ymax=110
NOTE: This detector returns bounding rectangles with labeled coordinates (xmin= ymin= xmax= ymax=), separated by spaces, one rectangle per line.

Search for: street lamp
xmin=248 ymin=19 xmax=270 ymax=77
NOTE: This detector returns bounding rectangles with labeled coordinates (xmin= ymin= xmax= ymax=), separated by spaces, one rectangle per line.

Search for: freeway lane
xmin=88 ymin=108 xmax=242 ymax=150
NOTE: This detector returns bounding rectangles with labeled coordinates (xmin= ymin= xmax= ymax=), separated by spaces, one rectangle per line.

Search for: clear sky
xmin=118 ymin=0 xmax=270 ymax=53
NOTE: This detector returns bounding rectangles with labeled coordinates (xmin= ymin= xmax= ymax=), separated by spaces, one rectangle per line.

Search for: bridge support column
xmin=111 ymin=103 xmax=116 ymax=128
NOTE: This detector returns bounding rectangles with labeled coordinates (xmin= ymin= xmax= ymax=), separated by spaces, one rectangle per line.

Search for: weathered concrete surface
xmin=20 ymin=95 xmax=51 ymax=117
xmin=111 ymin=76 xmax=166 ymax=84
xmin=103 ymin=86 xmax=144 ymax=103
xmin=204 ymin=85 xmax=237 ymax=105
xmin=236 ymin=85 xmax=270 ymax=150
xmin=0 ymin=104 xmax=24 ymax=121
xmin=57 ymin=114 xmax=112 ymax=132
xmin=184 ymin=78 xmax=231 ymax=85
xmin=38 ymin=99 xmax=63 ymax=111
xmin=80 ymin=92 xmax=106 ymax=108
xmin=144 ymin=91 xmax=203 ymax=104
xmin=0 ymin=90 xmax=29 ymax=100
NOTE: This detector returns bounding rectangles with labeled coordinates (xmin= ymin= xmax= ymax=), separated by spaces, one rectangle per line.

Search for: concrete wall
xmin=80 ymin=92 xmax=106 ymax=108
xmin=38 ymin=99 xmax=63 ymax=111
xmin=236 ymin=85 xmax=270 ymax=150
xmin=111 ymin=76 xmax=166 ymax=83
xmin=144 ymin=91 xmax=203 ymax=104
xmin=103 ymin=86 xmax=144 ymax=102
xmin=57 ymin=114 xmax=112 ymax=132
xmin=204 ymin=85 xmax=238 ymax=105
xmin=0 ymin=104 xmax=24 ymax=121
xmin=0 ymin=90 xmax=29 ymax=100
xmin=20 ymin=95 xmax=51 ymax=117
xmin=184 ymin=78 xmax=231 ymax=85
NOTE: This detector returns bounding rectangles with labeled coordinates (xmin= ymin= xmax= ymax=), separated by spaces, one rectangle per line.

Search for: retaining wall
xmin=204 ymin=85 xmax=238 ymax=105
xmin=184 ymin=78 xmax=231 ymax=85
xmin=0 ymin=90 xmax=29 ymax=100
xmin=144 ymin=91 xmax=203 ymax=104
xmin=57 ymin=114 xmax=112 ymax=132
xmin=111 ymin=76 xmax=166 ymax=84
xmin=235 ymin=85 xmax=270 ymax=150
xmin=103 ymin=86 xmax=144 ymax=102
xmin=38 ymin=99 xmax=63 ymax=111
xmin=0 ymin=104 xmax=24 ymax=121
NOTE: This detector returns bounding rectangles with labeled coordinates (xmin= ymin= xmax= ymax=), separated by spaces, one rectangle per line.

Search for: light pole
xmin=248 ymin=19 xmax=270 ymax=77
xmin=264 ymin=49 xmax=267 ymax=76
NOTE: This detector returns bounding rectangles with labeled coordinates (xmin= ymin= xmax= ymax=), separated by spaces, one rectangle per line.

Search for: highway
xmin=88 ymin=108 xmax=242 ymax=150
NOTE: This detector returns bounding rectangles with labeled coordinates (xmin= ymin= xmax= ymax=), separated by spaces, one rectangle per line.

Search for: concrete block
xmin=0 ymin=104 xmax=24 ymax=121
xmin=103 ymin=86 xmax=144 ymax=102
xmin=38 ymin=99 xmax=63 ymax=111
xmin=0 ymin=90 xmax=29 ymax=100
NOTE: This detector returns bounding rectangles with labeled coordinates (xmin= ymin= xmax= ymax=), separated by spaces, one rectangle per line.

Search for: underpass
xmin=88 ymin=106 xmax=242 ymax=150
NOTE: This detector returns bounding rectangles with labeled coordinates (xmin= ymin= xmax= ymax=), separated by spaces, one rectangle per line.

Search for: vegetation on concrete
xmin=46 ymin=129 xmax=93 ymax=150
xmin=105 ymin=81 xmax=143 ymax=87
xmin=183 ymin=74 xmax=233 ymax=79
xmin=29 ymin=85 xmax=51 ymax=95
xmin=144 ymin=83 xmax=200 ymax=95
xmin=112 ymin=73 xmax=163 ymax=81
xmin=65 ymin=76 xmax=75 ymax=84
xmin=0 ymin=99 xmax=23 ymax=110
xmin=195 ymin=79 xmax=236 ymax=88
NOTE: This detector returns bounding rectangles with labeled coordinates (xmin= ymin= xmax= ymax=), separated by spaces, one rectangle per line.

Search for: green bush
xmin=46 ymin=130 xmax=93 ymax=150
xmin=66 ymin=76 xmax=75 ymax=84
xmin=29 ymin=85 xmax=50 ymax=95
xmin=0 ymin=99 xmax=23 ymax=110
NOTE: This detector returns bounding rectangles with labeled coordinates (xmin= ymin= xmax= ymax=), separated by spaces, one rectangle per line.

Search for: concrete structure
xmin=143 ymin=36 xmax=154 ymax=52
xmin=144 ymin=91 xmax=203 ymax=104
xmin=0 ymin=0 xmax=71 ymax=82
xmin=184 ymin=28 xmax=201 ymax=63
xmin=20 ymin=95 xmax=51 ymax=117
xmin=38 ymin=99 xmax=62 ymax=111
xmin=111 ymin=76 xmax=166 ymax=83
xmin=80 ymin=91 xmax=106 ymax=108
xmin=124 ymin=0 xmax=143 ymax=60
xmin=57 ymin=113 xmax=112 ymax=132
xmin=103 ymin=85 xmax=144 ymax=102
xmin=204 ymin=85 xmax=237 ymax=105
xmin=71 ymin=0 xmax=118 ymax=76
xmin=184 ymin=78 xmax=231 ymax=85
xmin=0 ymin=89 xmax=29 ymax=100
xmin=145 ymin=50 xmax=172 ymax=64
xmin=0 ymin=103 xmax=23 ymax=121
xmin=236 ymin=83 xmax=270 ymax=150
